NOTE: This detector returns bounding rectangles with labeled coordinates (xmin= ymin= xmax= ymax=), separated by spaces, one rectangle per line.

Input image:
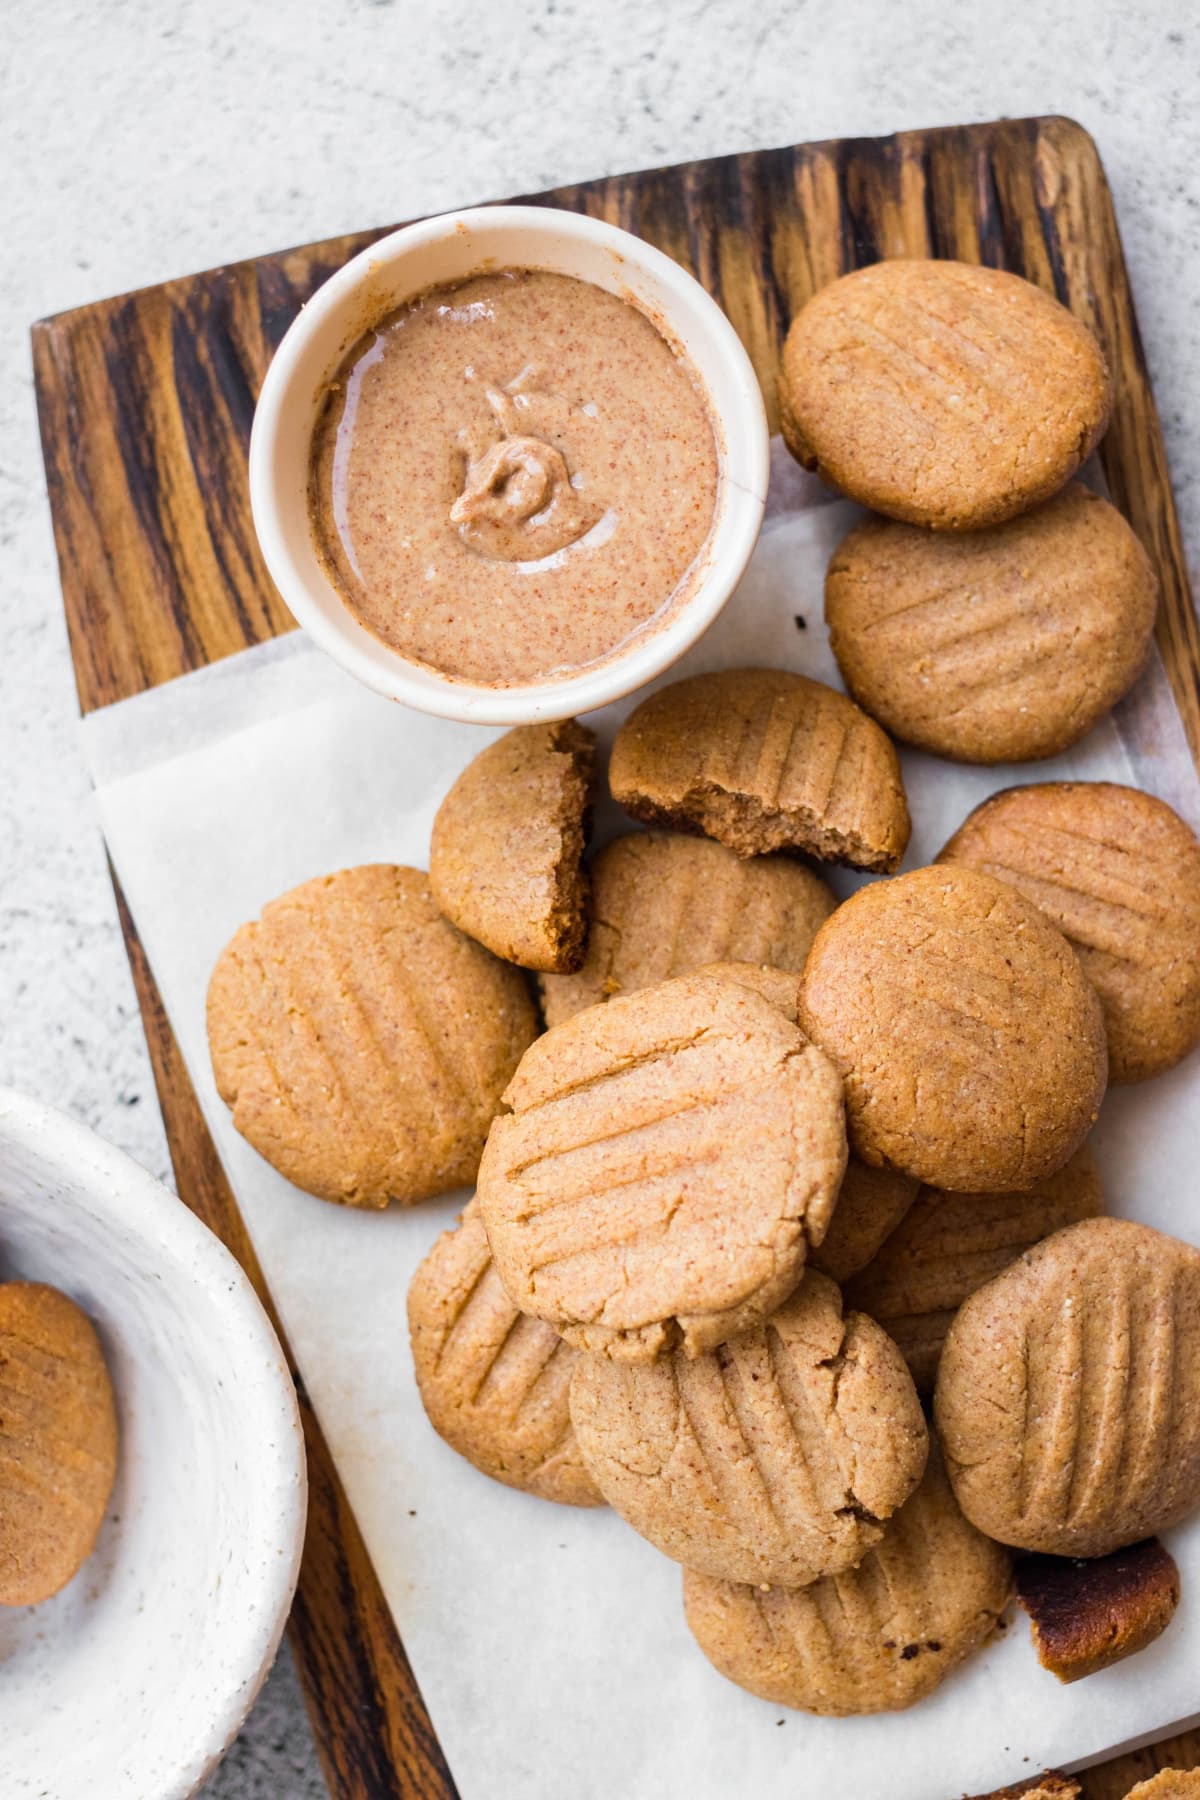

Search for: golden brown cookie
xmin=429 ymin=719 xmax=595 ymax=973
xmin=1124 ymin=1773 xmax=1200 ymax=1798
xmin=939 ymin=782 xmax=1200 ymax=1083
xmin=0 ymin=1283 xmax=118 ymax=1606
xmin=477 ymin=972 xmax=847 ymax=1361
xmin=207 ymin=864 xmax=538 ymax=1207
xmin=1016 ymin=1537 xmax=1180 ymax=1684
xmin=825 ymin=486 xmax=1157 ymax=763
xmin=687 ymin=959 xmax=921 ymax=1283
xmin=779 ymin=259 xmax=1111 ymax=529
xmin=690 ymin=960 xmax=802 ymax=1019
xmin=539 ymin=834 xmax=833 ymax=1029
xmin=798 ymin=865 xmax=1107 ymax=1192
xmin=683 ymin=1445 xmax=1011 ymax=1714
xmin=811 ymin=1159 xmax=922 ymax=1286
xmin=845 ymin=1144 xmax=1105 ymax=1393
xmin=608 ymin=669 xmax=911 ymax=872
xmin=936 ymin=1218 xmax=1200 ymax=1557
xmin=570 ymin=1271 xmax=927 ymax=1586
xmin=407 ymin=1199 xmax=600 ymax=1507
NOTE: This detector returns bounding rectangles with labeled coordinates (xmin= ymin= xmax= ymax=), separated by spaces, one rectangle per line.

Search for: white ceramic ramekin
xmin=249 ymin=204 xmax=769 ymax=725
xmin=0 ymin=1088 xmax=306 ymax=1800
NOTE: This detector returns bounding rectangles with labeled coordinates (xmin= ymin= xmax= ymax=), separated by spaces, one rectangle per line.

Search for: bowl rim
xmin=0 ymin=1085 xmax=307 ymax=1799
xmin=249 ymin=202 xmax=769 ymax=725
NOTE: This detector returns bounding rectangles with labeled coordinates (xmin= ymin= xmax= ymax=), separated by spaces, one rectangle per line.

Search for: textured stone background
xmin=2 ymin=1 xmax=1197 ymax=1792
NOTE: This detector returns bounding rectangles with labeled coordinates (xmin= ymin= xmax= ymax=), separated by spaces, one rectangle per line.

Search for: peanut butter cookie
xmin=683 ymin=1445 xmax=1011 ymax=1713
xmin=538 ymin=833 xmax=833 ymax=1029
xmin=936 ymin=1218 xmax=1200 ymax=1557
xmin=825 ymin=486 xmax=1157 ymax=763
xmin=779 ymin=259 xmax=1111 ymax=529
xmin=407 ymin=1199 xmax=600 ymax=1507
xmin=429 ymin=719 xmax=595 ymax=972
xmin=1124 ymin=1773 xmax=1200 ymax=1798
xmin=608 ymin=669 xmax=911 ymax=872
xmin=798 ymin=865 xmax=1107 ymax=1191
xmin=208 ymin=864 xmax=538 ymax=1207
xmin=570 ymin=1270 xmax=926 ymax=1586
xmin=0 ymin=1283 xmax=118 ymax=1606
xmin=812 ymin=1159 xmax=922 ymax=1286
xmin=939 ymin=782 xmax=1200 ymax=1083
xmin=477 ymin=972 xmax=847 ymax=1361
xmin=1016 ymin=1537 xmax=1180 ymax=1683
xmin=845 ymin=1145 xmax=1104 ymax=1393
xmin=690 ymin=960 xmax=801 ymax=1019
xmin=689 ymin=959 xmax=921 ymax=1282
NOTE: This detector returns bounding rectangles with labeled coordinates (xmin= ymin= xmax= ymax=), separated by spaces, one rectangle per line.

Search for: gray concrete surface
xmin=2 ymin=1 xmax=1197 ymax=1792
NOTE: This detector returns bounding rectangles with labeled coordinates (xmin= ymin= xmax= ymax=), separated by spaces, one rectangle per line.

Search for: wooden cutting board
xmin=31 ymin=114 xmax=1200 ymax=1800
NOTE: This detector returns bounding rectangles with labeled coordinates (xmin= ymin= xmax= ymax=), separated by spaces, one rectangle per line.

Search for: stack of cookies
xmin=206 ymin=256 xmax=1200 ymax=1723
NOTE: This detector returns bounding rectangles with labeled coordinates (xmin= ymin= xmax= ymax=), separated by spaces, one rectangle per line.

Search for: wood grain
xmin=31 ymin=115 xmax=1200 ymax=1800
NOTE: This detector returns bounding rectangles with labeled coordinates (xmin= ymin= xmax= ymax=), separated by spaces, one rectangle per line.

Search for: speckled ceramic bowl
xmin=0 ymin=1087 xmax=306 ymax=1800
xmin=249 ymin=203 xmax=769 ymax=725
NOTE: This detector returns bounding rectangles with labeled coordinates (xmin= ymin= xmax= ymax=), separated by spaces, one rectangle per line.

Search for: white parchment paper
xmin=82 ymin=447 xmax=1200 ymax=1799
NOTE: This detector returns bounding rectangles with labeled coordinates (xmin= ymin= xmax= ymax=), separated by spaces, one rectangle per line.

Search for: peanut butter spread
xmin=310 ymin=269 xmax=720 ymax=686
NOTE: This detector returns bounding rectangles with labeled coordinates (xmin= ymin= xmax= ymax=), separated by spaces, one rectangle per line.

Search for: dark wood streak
xmin=30 ymin=115 xmax=1200 ymax=1798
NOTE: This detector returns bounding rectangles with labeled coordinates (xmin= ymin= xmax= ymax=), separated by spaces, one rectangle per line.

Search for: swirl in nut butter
xmin=309 ymin=270 xmax=719 ymax=687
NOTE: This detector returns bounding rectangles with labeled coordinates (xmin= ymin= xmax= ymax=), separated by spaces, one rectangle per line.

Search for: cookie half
xmin=798 ymin=865 xmax=1108 ymax=1191
xmin=940 ymin=782 xmax=1200 ymax=1083
xmin=936 ymin=1218 xmax=1200 ymax=1557
xmin=539 ymin=834 xmax=833 ymax=1029
xmin=1016 ymin=1537 xmax=1180 ymax=1684
xmin=608 ymin=668 xmax=911 ymax=872
xmin=779 ymin=259 xmax=1110 ymax=529
xmin=0 ymin=1283 xmax=118 ymax=1606
xmin=430 ymin=719 xmax=595 ymax=972
xmin=407 ymin=1199 xmax=600 ymax=1507
xmin=570 ymin=1271 xmax=927 ymax=1587
xmin=825 ymin=486 xmax=1157 ymax=763
xmin=683 ymin=1445 xmax=1011 ymax=1714
xmin=477 ymin=972 xmax=847 ymax=1361
xmin=207 ymin=865 xmax=538 ymax=1206
xmin=845 ymin=1144 xmax=1105 ymax=1393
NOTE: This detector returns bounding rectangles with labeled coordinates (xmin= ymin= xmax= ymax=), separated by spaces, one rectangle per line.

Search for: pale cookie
xmin=845 ymin=1144 xmax=1104 ymax=1393
xmin=1124 ymin=1773 xmax=1200 ymax=1798
xmin=570 ymin=1271 xmax=927 ymax=1587
xmin=798 ymin=865 xmax=1107 ymax=1191
xmin=936 ymin=1218 xmax=1200 ymax=1558
xmin=539 ymin=834 xmax=833 ymax=1029
xmin=429 ymin=719 xmax=595 ymax=973
xmin=407 ymin=1199 xmax=600 ymax=1507
xmin=1016 ymin=1537 xmax=1180 ymax=1684
xmin=208 ymin=864 xmax=538 ymax=1207
xmin=691 ymin=960 xmax=921 ymax=1283
xmin=779 ymin=259 xmax=1111 ymax=529
xmin=608 ymin=668 xmax=911 ymax=872
xmin=477 ymin=972 xmax=847 ymax=1361
xmin=825 ymin=486 xmax=1157 ymax=763
xmin=939 ymin=782 xmax=1200 ymax=1083
xmin=683 ymin=1445 xmax=1011 ymax=1714
xmin=0 ymin=1283 xmax=118 ymax=1607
